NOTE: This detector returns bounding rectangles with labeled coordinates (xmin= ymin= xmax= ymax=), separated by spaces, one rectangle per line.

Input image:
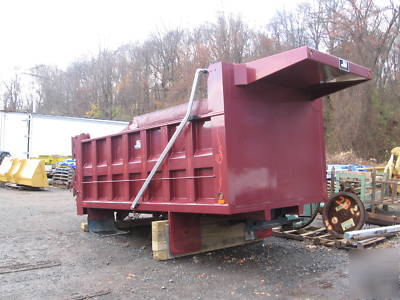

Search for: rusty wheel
xmin=323 ymin=192 xmax=366 ymax=238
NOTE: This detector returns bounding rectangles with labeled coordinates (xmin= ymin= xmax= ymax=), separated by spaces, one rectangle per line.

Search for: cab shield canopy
xmin=234 ymin=46 xmax=371 ymax=99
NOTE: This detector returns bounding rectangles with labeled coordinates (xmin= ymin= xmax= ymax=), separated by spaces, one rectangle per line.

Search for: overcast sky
xmin=0 ymin=0 xmax=305 ymax=82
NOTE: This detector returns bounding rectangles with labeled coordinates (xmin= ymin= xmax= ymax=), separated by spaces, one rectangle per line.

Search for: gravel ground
xmin=0 ymin=187 xmax=396 ymax=299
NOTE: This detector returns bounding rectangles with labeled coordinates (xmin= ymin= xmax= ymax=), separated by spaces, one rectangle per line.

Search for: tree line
xmin=1 ymin=0 xmax=399 ymax=160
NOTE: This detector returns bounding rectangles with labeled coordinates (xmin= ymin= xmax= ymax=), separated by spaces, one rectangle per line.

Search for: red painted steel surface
xmin=168 ymin=212 xmax=202 ymax=254
xmin=72 ymin=46 xmax=371 ymax=221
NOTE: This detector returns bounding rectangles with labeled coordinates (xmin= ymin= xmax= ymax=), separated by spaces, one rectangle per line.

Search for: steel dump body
xmin=73 ymin=46 xmax=370 ymax=219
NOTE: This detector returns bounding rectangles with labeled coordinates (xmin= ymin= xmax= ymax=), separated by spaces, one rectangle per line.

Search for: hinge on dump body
xmin=245 ymin=217 xmax=299 ymax=240
xmin=188 ymin=115 xmax=200 ymax=121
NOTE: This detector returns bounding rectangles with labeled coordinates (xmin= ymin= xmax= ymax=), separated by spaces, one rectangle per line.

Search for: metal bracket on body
xmin=130 ymin=68 xmax=208 ymax=211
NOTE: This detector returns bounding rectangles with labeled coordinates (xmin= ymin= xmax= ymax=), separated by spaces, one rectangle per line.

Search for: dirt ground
xmin=0 ymin=187 xmax=398 ymax=299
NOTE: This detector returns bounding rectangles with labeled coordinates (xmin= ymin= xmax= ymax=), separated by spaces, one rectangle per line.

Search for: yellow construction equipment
xmin=0 ymin=157 xmax=48 ymax=188
xmin=14 ymin=159 xmax=49 ymax=188
xmin=36 ymin=155 xmax=72 ymax=165
xmin=8 ymin=159 xmax=25 ymax=183
xmin=0 ymin=157 xmax=16 ymax=182
xmin=384 ymin=147 xmax=400 ymax=193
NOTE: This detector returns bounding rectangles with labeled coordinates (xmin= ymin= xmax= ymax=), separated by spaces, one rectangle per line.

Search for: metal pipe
xmin=27 ymin=113 xmax=32 ymax=159
xmin=130 ymin=68 xmax=208 ymax=210
xmin=371 ymin=168 xmax=376 ymax=213
xmin=343 ymin=224 xmax=400 ymax=239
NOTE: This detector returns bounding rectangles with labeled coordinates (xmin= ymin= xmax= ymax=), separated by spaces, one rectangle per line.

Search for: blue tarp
xmin=56 ymin=159 xmax=76 ymax=169
xmin=326 ymin=164 xmax=371 ymax=179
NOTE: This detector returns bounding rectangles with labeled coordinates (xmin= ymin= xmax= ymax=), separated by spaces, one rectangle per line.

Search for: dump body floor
xmin=1 ymin=187 xmax=399 ymax=299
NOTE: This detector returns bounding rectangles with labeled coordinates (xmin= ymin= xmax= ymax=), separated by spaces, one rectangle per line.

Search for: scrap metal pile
xmin=324 ymin=147 xmax=400 ymax=239
xmin=275 ymin=147 xmax=400 ymax=249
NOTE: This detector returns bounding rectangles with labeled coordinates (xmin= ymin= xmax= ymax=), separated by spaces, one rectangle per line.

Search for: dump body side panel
xmin=74 ymin=110 xmax=229 ymax=214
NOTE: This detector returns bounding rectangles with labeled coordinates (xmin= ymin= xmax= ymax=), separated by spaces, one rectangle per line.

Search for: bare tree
xmin=26 ymin=6 xmax=400 ymax=160
xmin=1 ymin=74 xmax=24 ymax=112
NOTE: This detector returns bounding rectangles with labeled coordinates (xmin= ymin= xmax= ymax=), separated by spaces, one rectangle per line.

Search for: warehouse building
xmin=0 ymin=112 xmax=128 ymax=158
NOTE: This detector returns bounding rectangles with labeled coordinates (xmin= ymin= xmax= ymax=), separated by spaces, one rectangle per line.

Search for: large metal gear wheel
xmin=323 ymin=192 xmax=366 ymax=238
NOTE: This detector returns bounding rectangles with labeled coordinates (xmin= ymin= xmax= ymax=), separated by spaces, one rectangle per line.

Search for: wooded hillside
xmin=2 ymin=0 xmax=399 ymax=160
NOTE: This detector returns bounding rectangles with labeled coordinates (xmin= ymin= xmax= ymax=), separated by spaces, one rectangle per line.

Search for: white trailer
xmin=0 ymin=112 xmax=128 ymax=158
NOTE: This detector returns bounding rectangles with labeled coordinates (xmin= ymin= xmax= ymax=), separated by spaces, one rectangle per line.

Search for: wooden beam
xmin=80 ymin=222 xmax=88 ymax=232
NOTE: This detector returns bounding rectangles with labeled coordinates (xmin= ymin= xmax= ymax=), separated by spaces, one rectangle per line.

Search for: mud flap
xmin=87 ymin=209 xmax=128 ymax=237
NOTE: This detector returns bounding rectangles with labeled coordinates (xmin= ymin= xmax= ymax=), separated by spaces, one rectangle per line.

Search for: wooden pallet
xmin=272 ymin=226 xmax=391 ymax=249
xmin=372 ymin=198 xmax=400 ymax=205
xmin=52 ymin=167 xmax=74 ymax=188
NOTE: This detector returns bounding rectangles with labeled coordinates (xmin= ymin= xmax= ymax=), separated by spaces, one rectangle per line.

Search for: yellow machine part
xmin=8 ymin=159 xmax=25 ymax=183
xmin=14 ymin=159 xmax=49 ymax=188
xmin=384 ymin=147 xmax=400 ymax=193
xmin=0 ymin=158 xmax=48 ymax=188
xmin=0 ymin=157 xmax=16 ymax=182
xmin=37 ymin=155 xmax=72 ymax=165
xmin=391 ymin=147 xmax=400 ymax=156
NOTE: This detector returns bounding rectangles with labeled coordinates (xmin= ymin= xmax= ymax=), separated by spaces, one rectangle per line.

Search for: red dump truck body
xmin=72 ymin=46 xmax=370 ymax=255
